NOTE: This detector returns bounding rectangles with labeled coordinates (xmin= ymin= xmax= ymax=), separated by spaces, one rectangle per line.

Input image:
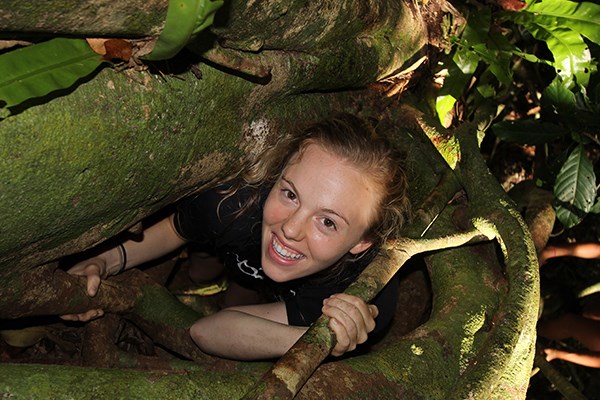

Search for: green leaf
xmin=491 ymin=119 xmax=566 ymax=144
xmin=525 ymin=0 xmax=600 ymax=44
xmin=484 ymin=31 xmax=515 ymax=88
xmin=526 ymin=23 xmax=593 ymax=87
xmin=435 ymin=8 xmax=494 ymax=124
xmin=461 ymin=8 xmax=491 ymax=49
xmin=554 ymin=145 xmax=597 ymax=228
xmin=542 ymin=76 xmax=578 ymax=113
xmin=436 ymin=56 xmax=473 ymax=124
xmin=435 ymin=94 xmax=457 ymax=126
xmin=143 ymin=0 xmax=224 ymax=60
xmin=512 ymin=49 xmax=550 ymax=64
xmin=0 ymin=38 xmax=104 ymax=112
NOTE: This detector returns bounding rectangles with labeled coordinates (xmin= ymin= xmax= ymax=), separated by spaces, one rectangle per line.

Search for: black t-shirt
xmin=173 ymin=184 xmax=399 ymax=333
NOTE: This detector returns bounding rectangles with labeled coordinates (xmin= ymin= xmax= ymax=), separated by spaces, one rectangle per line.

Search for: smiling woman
xmin=65 ymin=113 xmax=410 ymax=360
xmin=261 ymin=144 xmax=379 ymax=283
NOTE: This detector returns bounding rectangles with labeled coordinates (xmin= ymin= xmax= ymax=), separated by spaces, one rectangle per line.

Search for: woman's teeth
xmin=273 ymin=238 xmax=304 ymax=260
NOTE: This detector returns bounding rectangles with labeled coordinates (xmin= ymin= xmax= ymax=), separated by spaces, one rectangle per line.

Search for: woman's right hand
xmin=60 ymin=258 xmax=108 ymax=322
xmin=68 ymin=258 xmax=108 ymax=297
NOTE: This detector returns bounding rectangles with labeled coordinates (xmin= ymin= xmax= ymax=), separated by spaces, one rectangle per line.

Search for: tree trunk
xmin=0 ymin=1 xmax=168 ymax=37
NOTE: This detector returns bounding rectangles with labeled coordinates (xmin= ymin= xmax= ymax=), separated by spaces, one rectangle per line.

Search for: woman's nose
xmin=281 ymin=210 xmax=305 ymax=241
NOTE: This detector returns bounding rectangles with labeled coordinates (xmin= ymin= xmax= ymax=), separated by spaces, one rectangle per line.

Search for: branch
xmin=533 ymin=351 xmax=587 ymax=400
xmin=445 ymin=121 xmax=540 ymax=399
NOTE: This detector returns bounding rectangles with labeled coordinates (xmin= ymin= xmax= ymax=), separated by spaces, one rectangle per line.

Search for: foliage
xmin=0 ymin=0 xmax=223 ymax=117
xmin=0 ymin=38 xmax=106 ymax=117
xmin=436 ymin=0 xmax=600 ymax=229
xmin=142 ymin=0 xmax=224 ymax=60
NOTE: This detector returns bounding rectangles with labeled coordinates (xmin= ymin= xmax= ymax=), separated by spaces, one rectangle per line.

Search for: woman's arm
xmin=190 ymin=302 xmax=307 ymax=360
xmin=62 ymin=214 xmax=187 ymax=321
xmin=539 ymin=243 xmax=600 ymax=265
xmin=545 ymin=348 xmax=600 ymax=368
xmin=189 ymin=294 xmax=378 ymax=360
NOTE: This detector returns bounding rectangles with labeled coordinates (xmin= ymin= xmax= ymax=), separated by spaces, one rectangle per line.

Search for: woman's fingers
xmin=60 ymin=309 xmax=104 ymax=322
xmin=322 ymin=294 xmax=378 ymax=356
xmin=61 ymin=261 xmax=106 ymax=321
xmin=68 ymin=262 xmax=104 ymax=297
xmin=328 ymin=318 xmax=352 ymax=356
xmin=83 ymin=264 xmax=102 ymax=297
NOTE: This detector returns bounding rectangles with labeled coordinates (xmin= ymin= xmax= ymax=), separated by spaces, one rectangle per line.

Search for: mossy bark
xmin=0 ymin=0 xmax=168 ymax=37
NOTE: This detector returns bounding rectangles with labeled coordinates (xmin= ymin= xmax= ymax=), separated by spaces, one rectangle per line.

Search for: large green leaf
xmin=540 ymin=76 xmax=599 ymax=127
xmin=525 ymin=0 xmax=600 ymax=44
xmin=554 ymin=145 xmax=597 ymax=228
xmin=542 ymin=76 xmax=579 ymax=117
xmin=526 ymin=23 xmax=593 ymax=87
xmin=483 ymin=30 xmax=515 ymax=89
xmin=0 ymin=38 xmax=104 ymax=112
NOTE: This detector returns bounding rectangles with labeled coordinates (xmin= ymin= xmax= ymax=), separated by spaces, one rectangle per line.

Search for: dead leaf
xmin=497 ymin=0 xmax=526 ymax=11
xmin=86 ymin=38 xmax=107 ymax=55
xmin=86 ymin=38 xmax=133 ymax=61
xmin=103 ymin=39 xmax=133 ymax=62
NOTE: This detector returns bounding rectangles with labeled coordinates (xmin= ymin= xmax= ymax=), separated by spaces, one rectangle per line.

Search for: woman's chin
xmin=262 ymin=262 xmax=294 ymax=282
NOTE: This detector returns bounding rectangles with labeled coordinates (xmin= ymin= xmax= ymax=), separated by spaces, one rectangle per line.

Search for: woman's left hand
xmin=321 ymin=293 xmax=378 ymax=357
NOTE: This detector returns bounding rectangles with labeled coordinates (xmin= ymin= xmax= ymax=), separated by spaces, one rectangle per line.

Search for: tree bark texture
xmin=0 ymin=1 xmax=539 ymax=399
xmin=0 ymin=1 xmax=168 ymax=37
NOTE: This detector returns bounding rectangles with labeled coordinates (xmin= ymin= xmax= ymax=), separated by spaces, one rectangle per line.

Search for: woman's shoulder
xmin=174 ymin=182 xmax=269 ymax=243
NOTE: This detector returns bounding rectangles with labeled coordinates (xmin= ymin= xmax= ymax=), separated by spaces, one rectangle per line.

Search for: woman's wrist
xmin=116 ymin=243 xmax=127 ymax=274
xmin=104 ymin=244 xmax=127 ymax=276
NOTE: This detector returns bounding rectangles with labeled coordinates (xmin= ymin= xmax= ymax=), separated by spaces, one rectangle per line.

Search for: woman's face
xmin=261 ymin=143 xmax=381 ymax=282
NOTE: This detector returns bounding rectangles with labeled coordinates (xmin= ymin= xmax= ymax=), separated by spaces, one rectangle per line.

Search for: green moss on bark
xmin=0 ymin=61 xmax=255 ymax=275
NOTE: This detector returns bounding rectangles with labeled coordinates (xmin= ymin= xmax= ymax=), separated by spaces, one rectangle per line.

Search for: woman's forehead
xmin=281 ymin=144 xmax=381 ymax=224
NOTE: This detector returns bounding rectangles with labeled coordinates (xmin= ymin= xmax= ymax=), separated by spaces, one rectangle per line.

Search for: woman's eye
xmin=322 ymin=218 xmax=337 ymax=230
xmin=282 ymin=189 xmax=296 ymax=201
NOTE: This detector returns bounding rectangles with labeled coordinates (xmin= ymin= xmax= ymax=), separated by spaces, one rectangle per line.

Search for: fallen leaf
xmin=86 ymin=38 xmax=107 ymax=55
xmin=103 ymin=39 xmax=133 ymax=61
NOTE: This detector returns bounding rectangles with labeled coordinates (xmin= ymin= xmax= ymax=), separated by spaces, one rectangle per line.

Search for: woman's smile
xmin=270 ymin=233 xmax=305 ymax=262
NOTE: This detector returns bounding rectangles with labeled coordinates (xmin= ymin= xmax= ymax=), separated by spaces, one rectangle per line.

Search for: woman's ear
xmin=349 ymin=239 xmax=374 ymax=255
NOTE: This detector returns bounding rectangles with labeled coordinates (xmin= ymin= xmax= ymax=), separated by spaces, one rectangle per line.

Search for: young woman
xmin=64 ymin=114 xmax=410 ymax=360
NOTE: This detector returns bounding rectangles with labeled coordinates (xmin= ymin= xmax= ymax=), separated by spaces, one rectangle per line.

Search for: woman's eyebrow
xmin=282 ymin=176 xmax=349 ymax=226
xmin=282 ymin=176 xmax=295 ymax=191
xmin=321 ymin=208 xmax=349 ymax=226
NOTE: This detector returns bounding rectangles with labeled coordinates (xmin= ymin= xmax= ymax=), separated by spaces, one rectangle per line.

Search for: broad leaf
xmin=0 ymin=38 xmax=104 ymax=112
xmin=526 ymin=23 xmax=592 ymax=87
xmin=554 ymin=145 xmax=597 ymax=228
xmin=435 ymin=94 xmax=457 ymax=126
xmin=435 ymin=10 xmax=487 ymax=125
xmin=484 ymin=30 xmax=515 ymax=88
xmin=436 ymin=56 xmax=474 ymax=125
xmin=542 ymin=77 xmax=600 ymax=128
xmin=542 ymin=76 xmax=578 ymax=115
xmin=492 ymin=119 xmax=566 ymax=144
xmin=525 ymin=0 xmax=600 ymax=44
xmin=460 ymin=8 xmax=491 ymax=49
